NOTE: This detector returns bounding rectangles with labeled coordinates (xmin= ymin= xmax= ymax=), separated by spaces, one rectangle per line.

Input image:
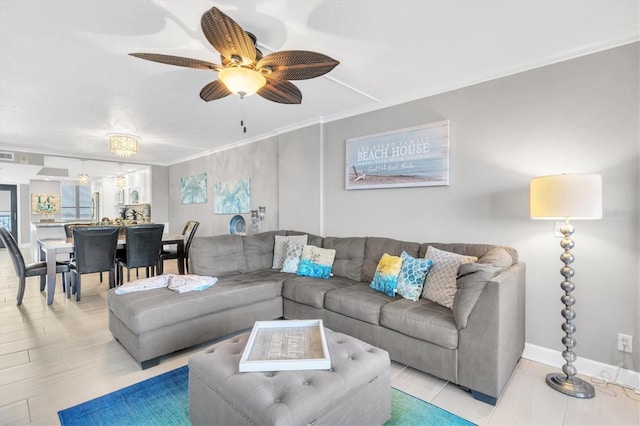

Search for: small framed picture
xmin=129 ymin=188 xmax=139 ymax=204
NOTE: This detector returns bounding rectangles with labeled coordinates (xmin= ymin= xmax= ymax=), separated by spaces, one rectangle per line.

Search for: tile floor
xmin=0 ymin=248 xmax=638 ymax=425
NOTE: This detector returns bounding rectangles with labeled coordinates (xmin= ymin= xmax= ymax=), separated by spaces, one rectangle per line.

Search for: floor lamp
xmin=530 ymin=173 xmax=602 ymax=398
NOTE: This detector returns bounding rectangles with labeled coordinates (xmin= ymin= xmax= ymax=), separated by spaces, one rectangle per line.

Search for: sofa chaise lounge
xmin=107 ymin=230 xmax=525 ymax=404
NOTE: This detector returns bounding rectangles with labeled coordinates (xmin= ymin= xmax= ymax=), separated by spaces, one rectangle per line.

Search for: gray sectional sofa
xmin=107 ymin=230 xmax=525 ymax=405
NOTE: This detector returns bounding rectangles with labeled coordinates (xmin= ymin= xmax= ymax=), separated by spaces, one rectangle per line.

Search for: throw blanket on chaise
xmin=114 ymin=274 xmax=218 ymax=295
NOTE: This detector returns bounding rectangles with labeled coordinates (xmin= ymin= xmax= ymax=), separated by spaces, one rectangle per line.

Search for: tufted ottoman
xmin=188 ymin=328 xmax=391 ymax=425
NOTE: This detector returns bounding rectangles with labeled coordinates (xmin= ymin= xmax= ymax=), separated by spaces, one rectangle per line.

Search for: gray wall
xmin=169 ymin=137 xmax=280 ymax=236
xmin=168 ymin=43 xmax=639 ymax=371
xmin=278 ymin=124 xmax=323 ymax=235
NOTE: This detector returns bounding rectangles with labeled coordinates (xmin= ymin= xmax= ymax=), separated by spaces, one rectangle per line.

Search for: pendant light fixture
xmin=78 ymin=160 xmax=90 ymax=185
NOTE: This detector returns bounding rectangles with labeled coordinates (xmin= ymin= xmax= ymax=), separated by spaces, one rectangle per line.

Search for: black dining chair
xmin=158 ymin=221 xmax=199 ymax=275
xmin=69 ymin=226 xmax=120 ymax=301
xmin=0 ymin=227 xmax=70 ymax=306
xmin=116 ymin=224 xmax=165 ymax=285
xmin=64 ymin=223 xmax=77 ymax=238
xmin=65 ymin=223 xmax=104 ymax=283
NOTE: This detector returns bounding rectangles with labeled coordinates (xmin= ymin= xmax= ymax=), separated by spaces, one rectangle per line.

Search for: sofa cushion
xmin=190 ymin=235 xmax=247 ymax=277
xmin=362 ymin=237 xmax=420 ymax=283
xmin=322 ymin=237 xmax=366 ymax=281
xmin=107 ymin=277 xmax=283 ymax=335
xmin=477 ymin=247 xmax=514 ymax=269
xmin=452 ymin=262 xmax=503 ymax=329
xmin=272 ymin=234 xmax=308 ymax=269
xmin=396 ymin=251 xmax=434 ymax=301
xmin=244 ymin=231 xmax=286 ymax=272
xmin=451 ymin=247 xmax=513 ymax=329
xmin=369 ymin=253 xmax=402 ymax=297
xmin=422 ymin=246 xmax=477 ymax=309
xmin=324 ymin=284 xmax=395 ymax=325
xmin=241 ymin=269 xmax=290 ymax=283
xmin=419 ymin=242 xmax=518 ymax=265
xmin=297 ymin=245 xmax=336 ymax=279
xmin=287 ymin=230 xmax=324 ymax=248
xmin=380 ymin=298 xmax=458 ymax=349
xmin=282 ymin=276 xmax=356 ymax=309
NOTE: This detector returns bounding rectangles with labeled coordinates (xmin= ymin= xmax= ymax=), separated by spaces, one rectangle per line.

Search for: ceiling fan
xmin=130 ymin=6 xmax=339 ymax=105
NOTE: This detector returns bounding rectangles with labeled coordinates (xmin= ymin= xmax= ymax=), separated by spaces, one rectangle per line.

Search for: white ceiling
xmin=0 ymin=0 xmax=638 ymax=171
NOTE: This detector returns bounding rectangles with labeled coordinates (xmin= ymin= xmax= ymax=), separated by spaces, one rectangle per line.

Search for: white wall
xmin=168 ymin=43 xmax=639 ymax=372
xmin=151 ymin=165 xmax=169 ymax=227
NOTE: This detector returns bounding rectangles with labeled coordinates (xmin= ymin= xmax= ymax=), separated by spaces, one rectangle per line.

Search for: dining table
xmin=37 ymin=233 xmax=186 ymax=305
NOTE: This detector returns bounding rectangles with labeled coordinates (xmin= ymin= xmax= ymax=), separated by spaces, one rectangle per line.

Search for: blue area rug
xmin=58 ymin=365 xmax=475 ymax=425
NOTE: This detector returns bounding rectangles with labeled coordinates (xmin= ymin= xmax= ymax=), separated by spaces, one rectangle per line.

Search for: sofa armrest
xmin=457 ymin=261 xmax=526 ymax=401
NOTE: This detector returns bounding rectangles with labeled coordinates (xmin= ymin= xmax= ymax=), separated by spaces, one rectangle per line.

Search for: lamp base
xmin=546 ymin=373 xmax=595 ymax=398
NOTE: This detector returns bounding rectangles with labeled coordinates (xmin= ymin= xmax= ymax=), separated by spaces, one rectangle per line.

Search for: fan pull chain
xmin=240 ymin=104 xmax=247 ymax=133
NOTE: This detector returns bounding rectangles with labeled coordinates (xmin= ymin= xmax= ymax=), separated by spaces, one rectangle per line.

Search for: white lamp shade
xmin=530 ymin=174 xmax=602 ymax=220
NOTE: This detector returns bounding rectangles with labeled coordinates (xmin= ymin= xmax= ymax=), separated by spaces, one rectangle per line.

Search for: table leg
xmin=39 ymin=247 xmax=46 ymax=291
xmin=177 ymin=240 xmax=185 ymax=275
xmin=45 ymin=246 xmax=57 ymax=305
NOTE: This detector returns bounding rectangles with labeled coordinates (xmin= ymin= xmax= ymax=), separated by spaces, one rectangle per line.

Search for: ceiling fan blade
xmin=201 ymin=7 xmax=256 ymax=65
xmin=129 ymin=53 xmax=221 ymax=71
xmin=257 ymin=51 xmax=339 ymax=80
xmin=200 ymin=80 xmax=232 ymax=102
xmin=257 ymin=79 xmax=302 ymax=104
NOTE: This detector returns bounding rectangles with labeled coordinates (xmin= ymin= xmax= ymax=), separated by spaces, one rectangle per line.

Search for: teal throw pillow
xmin=396 ymin=251 xmax=434 ymax=301
xmin=369 ymin=253 xmax=402 ymax=297
xmin=297 ymin=245 xmax=336 ymax=279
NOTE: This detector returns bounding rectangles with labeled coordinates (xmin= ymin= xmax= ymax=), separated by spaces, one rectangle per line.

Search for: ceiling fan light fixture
xmin=218 ymin=67 xmax=266 ymax=98
xmin=108 ymin=133 xmax=139 ymax=157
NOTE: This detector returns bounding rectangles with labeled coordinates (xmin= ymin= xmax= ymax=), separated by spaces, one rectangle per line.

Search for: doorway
xmin=0 ymin=184 xmax=18 ymax=248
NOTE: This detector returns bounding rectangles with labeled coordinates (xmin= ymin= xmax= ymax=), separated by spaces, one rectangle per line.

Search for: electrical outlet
xmin=618 ymin=333 xmax=633 ymax=353
xmin=554 ymin=222 xmax=564 ymax=238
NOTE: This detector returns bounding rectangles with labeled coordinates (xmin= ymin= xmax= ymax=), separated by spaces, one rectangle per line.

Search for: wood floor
xmin=0 ymin=248 xmax=638 ymax=425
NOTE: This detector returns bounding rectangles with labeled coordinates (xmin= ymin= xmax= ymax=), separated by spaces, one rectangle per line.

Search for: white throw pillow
xmin=281 ymin=239 xmax=306 ymax=273
xmin=422 ymin=246 xmax=477 ymax=308
xmin=272 ymin=235 xmax=308 ymax=269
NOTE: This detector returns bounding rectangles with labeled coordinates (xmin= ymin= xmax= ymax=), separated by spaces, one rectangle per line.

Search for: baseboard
xmin=523 ymin=343 xmax=640 ymax=391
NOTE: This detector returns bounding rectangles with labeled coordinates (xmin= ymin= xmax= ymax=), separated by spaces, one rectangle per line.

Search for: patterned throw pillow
xmin=369 ymin=253 xmax=403 ymax=297
xmin=422 ymin=246 xmax=477 ymax=308
xmin=396 ymin=251 xmax=434 ymax=301
xmin=281 ymin=239 xmax=306 ymax=273
xmin=272 ymin=235 xmax=307 ymax=269
xmin=296 ymin=245 xmax=336 ymax=279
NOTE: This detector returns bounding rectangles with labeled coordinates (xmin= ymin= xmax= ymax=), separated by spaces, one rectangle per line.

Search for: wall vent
xmin=37 ymin=167 xmax=69 ymax=177
xmin=0 ymin=151 xmax=15 ymax=161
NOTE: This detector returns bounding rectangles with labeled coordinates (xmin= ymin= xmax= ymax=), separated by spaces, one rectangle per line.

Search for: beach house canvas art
xmin=345 ymin=121 xmax=450 ymax=190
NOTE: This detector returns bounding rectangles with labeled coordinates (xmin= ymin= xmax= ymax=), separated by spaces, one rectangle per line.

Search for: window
xmin=61 ymin=183 xmax=92 ymax=221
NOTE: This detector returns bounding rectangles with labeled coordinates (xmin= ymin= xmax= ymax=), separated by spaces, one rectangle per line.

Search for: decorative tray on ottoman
xmin=239 ymin=319 xmax=331 ymax=372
